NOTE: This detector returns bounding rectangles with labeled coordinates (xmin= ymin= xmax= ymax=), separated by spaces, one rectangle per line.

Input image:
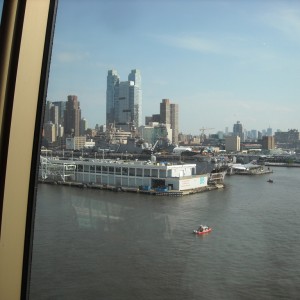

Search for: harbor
xmin=39 ymin=155 xmax=225 ymax=197
xmin=39 ymin=150 xmax=291 ymax=196
xmin=30 ymin=167 xmax=300 ymax=300
xmin=40 ymin=180 xmax=224 ymax=196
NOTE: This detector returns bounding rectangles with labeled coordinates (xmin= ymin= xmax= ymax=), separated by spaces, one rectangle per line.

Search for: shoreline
xmin=38 ymin=180 xmax=225 ymax=197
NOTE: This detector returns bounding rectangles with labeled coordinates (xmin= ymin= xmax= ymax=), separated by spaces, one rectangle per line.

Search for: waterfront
xmin=29 ymin=167 xmax=300 ymax=300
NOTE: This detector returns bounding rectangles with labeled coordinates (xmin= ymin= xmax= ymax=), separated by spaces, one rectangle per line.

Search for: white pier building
xmin=39 ymin=156 xmax=208 ymax=192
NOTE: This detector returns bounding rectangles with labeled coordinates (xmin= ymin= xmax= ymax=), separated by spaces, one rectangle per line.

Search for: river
xmin=29 ymin=167 xmax=300 ymax=299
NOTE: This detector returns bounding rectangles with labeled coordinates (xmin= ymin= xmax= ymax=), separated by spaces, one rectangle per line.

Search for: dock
xmin=39 ymin=180 xmax=224 ymax=197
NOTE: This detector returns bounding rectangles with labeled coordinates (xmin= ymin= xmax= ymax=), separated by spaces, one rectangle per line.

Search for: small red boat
xmin=193 ymin=225 xmax=212 ymax=234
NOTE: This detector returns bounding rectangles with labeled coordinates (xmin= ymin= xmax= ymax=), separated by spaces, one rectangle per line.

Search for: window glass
xmin=115 ymin=167 xmax=121 ymax=175
xmin=30 ymin=1 xmax=300 ymax=299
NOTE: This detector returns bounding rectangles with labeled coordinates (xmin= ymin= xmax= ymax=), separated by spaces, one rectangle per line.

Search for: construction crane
xmin=199 ymin=127 xmax=215 ymax=142
xmin=150 ymin=139 xmax=159 ymax=153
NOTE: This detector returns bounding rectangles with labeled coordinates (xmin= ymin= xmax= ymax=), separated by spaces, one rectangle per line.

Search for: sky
xmin=2 ymin=0 xmax=300 ymax=135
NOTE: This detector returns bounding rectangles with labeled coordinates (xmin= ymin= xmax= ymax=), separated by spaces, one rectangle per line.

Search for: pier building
xmin=39 ymin=156 xmax=209 ymax=192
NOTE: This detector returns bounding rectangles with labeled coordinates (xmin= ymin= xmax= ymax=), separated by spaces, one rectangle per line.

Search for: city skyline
xmin=45 ymin=93 xmax=292 ymax=141
xmin=32 ymin=0 xmax=300 ymax=134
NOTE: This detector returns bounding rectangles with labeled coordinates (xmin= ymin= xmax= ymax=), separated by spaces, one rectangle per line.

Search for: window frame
xmin=0 ymin=0 xmax=58 ymax=299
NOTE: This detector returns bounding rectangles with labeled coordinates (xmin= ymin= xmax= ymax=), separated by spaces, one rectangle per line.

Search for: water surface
xmin=30 ymin=167 xmax=300 ymax=299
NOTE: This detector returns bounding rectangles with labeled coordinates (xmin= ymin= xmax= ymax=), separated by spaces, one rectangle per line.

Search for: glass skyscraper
xmin=106 ymin=69 xmax=142 ymax=130
xmin=106 ymin=70 xmax=120 ymax=126
xmin=128 ymin=69 xmax=142 ymax=127
xmin=233 ymin=120 xmax=244 ymax=141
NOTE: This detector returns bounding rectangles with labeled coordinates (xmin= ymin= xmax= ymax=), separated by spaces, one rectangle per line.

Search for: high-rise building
xmin=145 ymin=114 xmax=160 ymax=125
xmin=160 ymin=99 xmax=170 ymax=124
xmin=106 ymin=69 xmax=142 ymax=129
xmin=50 ymin=105 xmax=59 ymax=125
xmin=44 ymin=101 xmax=53 ymax=123
xmin=115 ymin=81 xmax=133 ymax=126
xmin=250 ymin=129 xmax=258 ymax=140
xmin=80 ymin=118 xmax=88 ymax=136
xmin=170 ymin=103 xmax=179 ymax=144
xmin=258 ymin=131 xmax=262 ymax=140
xmin=43 ymin=100 xmax=66 ymax=144
xmin=274 ymin=129 xmax=300 ymax=146
xmin=106 ymin=70 xmax=119 ymax=126
xmin=160 ymin=99 xmax=179 ymax=144
xmin=44 ymin=121 xmax=56 ymax=143
xmin=52 ymin=101 xmax=66 ymax=125
xmin=225 ymin=136 xmax=240 ymax=152
xmin=128 ymin=69 xmax=142 ymax=128
xmin=57 ymin=124 xmax=64 ymax=138
xmin=64 ymin=95 xmax=81 ymax=137
xmin=261 ymin=136 xmax=275 ymax=150
xmin=233 ymin=121 xmax=243 ymax=141
xmin=128 ymin=69 xmax=141 ymax=89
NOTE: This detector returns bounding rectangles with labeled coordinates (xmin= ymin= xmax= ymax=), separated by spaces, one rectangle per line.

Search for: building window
xmin=152 ymin=169 xmax=158 ymax=178
xmin=129 ymin=168 xmax=135 ymax=176
xmin=144 ymin=168 xmax=150 ymax=177
xmin=136 ymin=168 xmax=143 ymax=177
xmin=122 ymin=167 xmax=128 ymax=175
xmin=115 ymin=167 xmax=121 ymax=175
xmin=159 ymin=169 xmax=167 ymax=178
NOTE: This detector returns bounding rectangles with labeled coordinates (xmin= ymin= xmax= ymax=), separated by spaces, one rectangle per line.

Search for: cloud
xmin=262 ymin=7 xmax=300 ymax=40
xmin=156 ymin=34 xmax=220 ymax=54
xmin=56 ymin=51 xmax=90 ymax=63
xmin=153 ymin=33 xmax=280 ymax=66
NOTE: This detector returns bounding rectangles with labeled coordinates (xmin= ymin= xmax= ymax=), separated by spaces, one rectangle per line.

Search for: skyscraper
xmin=106 ymin=70 xmax=119 ymax=126
xmin=128 ymin=69 xmax=142 ymax=127
xmin=44 ymin=122 xmax=56 ymax=143
xmin=160 ymin=99 xmax=171 ymax=125
xmin=44 ymin=101 xmax=53 ymax=124
xmin=50 ymin=105 xmax=59 ymax=125
xmin=160 ymin=99 xmax=179 ymax=144
xmin=170 ymin=103 xmax=179 ymax=144
xmin=233 ymin=121 xmax=243 ymax=142
xmin=52 ymin=101 xmax=66 ymax=125
xmin=128 ymin=69 xmax=141 ymax=89
xmin=114 ymin=81 xmax=133 ymax=125
xmin=106 ymin=69 xmax=142 ymax=130
xmin=80 ymin=118 xmax=88 ymax=136
xmin=64 ymin=95 xmax=81 ymax=137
